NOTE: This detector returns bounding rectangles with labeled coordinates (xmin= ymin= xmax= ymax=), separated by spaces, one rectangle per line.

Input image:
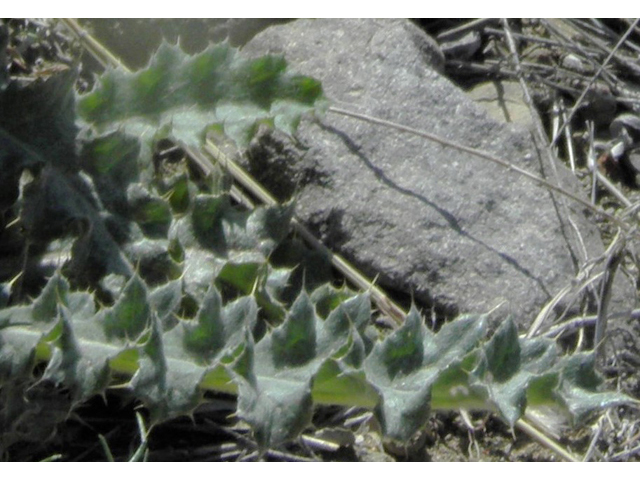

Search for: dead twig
xmin=541 ymin=19 xmax=619 ymax=88
xmin=594 ymin=230 xmax=627 ymax=359
xmin=484 ymin=26 xmax=603 ymax=59
xmin=549 ymin=19 xmax=640 ymax=147
xmin=502 ymin=19 xmax=590 ymax=270
xmin=515 ymin=418 xmax=580 ymax=462
xmin=567 ymin=19 xmax=640 ymax=79
xmin=582 ymin=416 xmax=604 ymax=461
xmin=436 ymin=19 xmax=498 ymax=43
xmin=61 ymin=18 xmax=127 ymax=72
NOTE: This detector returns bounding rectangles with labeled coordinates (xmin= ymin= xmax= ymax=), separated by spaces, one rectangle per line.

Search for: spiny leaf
xmin=102 ymin=274 xmax=151 ymax=341
xmin=555 ymin=352 xmax=631 ymax=424
xmin=42 ymin=305 xmax=111 ymax=401
xmin=31 ymin=271 xmax=69 ymax=323
xmin=170 ymin=193 xmax=293 ymax=303
xmin=127 ymin=183 xmax=172 ymax=238
xmin=0 ymin=272 xmax=634 ymax=450
xmin=77 ymin=41 xmax=326 ymax=166
xmin=312 ymin=295 xmax=379 ymax=408
xmin=231 ymin=330 xmax=315 ymax=451
xmin=0 ymin=274 xmax=71 ymax=382
xmin=270 ymin=291 xmax=318 ymax=367
xmin=312 ymin=330 xmax=377 ymax=408
xmin=0 ymin=318 xmax=43 ymax=382
xmin=129 ymin=316 xmax=176 ymax=423
xmin=180 ymin=285 xmax=258 ymax=363
xmin=364 ymin=308 xmax=486 ymax=441
xmin=38 ymin=282 xmax=136 ymax=401
xmin=217 ymin=262 xmax=293 ymax=324
xmin=320 ymin=292 xmax=372 ymax=351
xmin=470 ymin=319 xmax=558 ymax=426
xmin=132 ymin=285 xmax=258 ymax=422
xmin=231 ymin=290 xmax=354 ymax=449
xmin=190 ymin=194 xmax=294 ymax=257
xmin=149 ymin=279 xmax=183 ymax=329
xmin=161 ymin=172 xmax=193 ymax=213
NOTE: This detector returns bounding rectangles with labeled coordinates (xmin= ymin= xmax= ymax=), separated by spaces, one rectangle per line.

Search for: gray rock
xmin=241 ymin=19 xmax=635 ymax=329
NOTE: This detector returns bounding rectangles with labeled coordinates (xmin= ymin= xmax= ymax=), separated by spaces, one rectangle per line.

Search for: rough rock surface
xmin=241 ymin=19 xmax=634 ymax=328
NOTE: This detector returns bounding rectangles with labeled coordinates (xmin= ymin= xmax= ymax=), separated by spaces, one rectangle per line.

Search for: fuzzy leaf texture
xmin=76 ymin=42 xmax=326 ymax=197
xmin=364 ymin=308 xmax=486 ymax=441
xmin=469 ymin=319 xmax=559 ymax=426
xmin=77 ymin=42 xmax=326 ymax=142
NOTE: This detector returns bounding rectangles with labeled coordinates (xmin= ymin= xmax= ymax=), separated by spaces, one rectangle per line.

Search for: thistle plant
xmin=0 ymin=32 xmax=633 ymax=458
